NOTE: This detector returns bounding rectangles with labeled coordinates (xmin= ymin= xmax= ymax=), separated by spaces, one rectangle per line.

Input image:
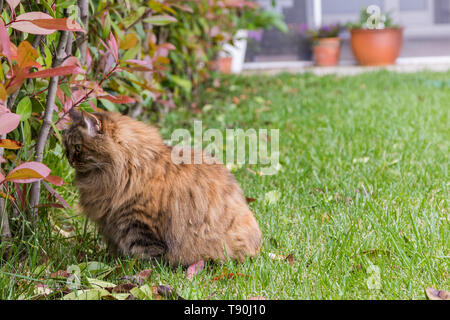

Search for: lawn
xmin=1 ymin=70 xmax=448 ymax=300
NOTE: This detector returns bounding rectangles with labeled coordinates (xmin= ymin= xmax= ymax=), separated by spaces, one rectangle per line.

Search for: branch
xmin=29 ymin=29 xmax=70 ymax=218
xmin=77 ymin=0 xmax=89 ymax=64
xmin=0 ymin=133 xmax=11 ymax=240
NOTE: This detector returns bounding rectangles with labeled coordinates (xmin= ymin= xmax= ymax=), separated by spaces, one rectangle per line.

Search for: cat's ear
xmin=69 ymin=107 xmax=82 ymax=123
xmin=81 ymin=111 xmax=102 ymax=137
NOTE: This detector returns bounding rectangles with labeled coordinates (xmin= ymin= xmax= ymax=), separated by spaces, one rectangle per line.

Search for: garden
xmin=0 ymin=0 xmax=448 ymax=300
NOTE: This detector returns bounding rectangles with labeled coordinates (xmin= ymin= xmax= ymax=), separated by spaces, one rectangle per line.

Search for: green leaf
xmin=50 ymin=121 xmax=62 ymax=144
xmin=63 ymin=289 xmax=110 ymax=300
xmin=16 ymin=97 xmax=32 ymax=121
xmin=169 ymin=75 xmax=192 ymax=93
xmin=139 ymin=284 xmax=154 ymax=299
xmin=143 ymin=15 xmax=177 ymax=26
xmin=130 ymin=287 xmax=146 ymax=300
xmin=99 ymin=98 xmax=118 ymax=112
xmin=86 ymin=277 xmax=116 ymax=289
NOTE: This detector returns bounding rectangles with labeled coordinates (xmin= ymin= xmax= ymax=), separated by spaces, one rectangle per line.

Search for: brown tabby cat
xmin=63 ymin=109 xmax=261 ymax=266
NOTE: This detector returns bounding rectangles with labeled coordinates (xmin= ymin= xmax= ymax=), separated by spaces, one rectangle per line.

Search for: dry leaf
xmin=285 ymin=253 xmax=296 ymax=265
xmin=248 ymin=296 xmax=267 ymax=300
xmin=425 ymin=287 xmax=450 ymax=300
xmin=136 ymin=269 xmax=152 ymax=281
xmin=112 ymin=283 xmax=137 ymax=293
xmin=157 ymin=285 xmax=184 ymax=300
xmin=246 ymin=197 xmax=257 ymax=203
xmin=186 ymin=260 xmax=205 ymax=279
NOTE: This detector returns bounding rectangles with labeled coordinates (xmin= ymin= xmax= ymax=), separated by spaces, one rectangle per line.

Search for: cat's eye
xmin=74 ymin=145 xmax=82 ymax=152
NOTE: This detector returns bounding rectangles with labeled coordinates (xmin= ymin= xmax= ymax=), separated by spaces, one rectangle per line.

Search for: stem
xmin=77 ymin=0 xmax=89 ymax=65
xmin=0 ymin=134 xmax=11 ymax=240
xmin=29 ymin=30 xmax=70 ymax=220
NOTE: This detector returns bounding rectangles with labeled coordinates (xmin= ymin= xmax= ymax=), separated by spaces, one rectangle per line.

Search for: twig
xmin=54 ymin=62 xmax=119 ymax=126
xmin=0 ymin=132 xmax=11 ymax=239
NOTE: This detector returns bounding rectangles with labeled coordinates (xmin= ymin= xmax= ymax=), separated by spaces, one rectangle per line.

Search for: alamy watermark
xmin=169 ymin=121 xmax=280 ymax=176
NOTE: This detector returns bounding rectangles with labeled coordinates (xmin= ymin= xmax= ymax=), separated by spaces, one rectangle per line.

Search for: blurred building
xmin=247 ymin=0 xmax=450 ymax=64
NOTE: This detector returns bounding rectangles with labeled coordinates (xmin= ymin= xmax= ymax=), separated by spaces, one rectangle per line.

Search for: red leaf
xmin=61 ymin=56 xmax=85 ymax=75
xmin=100 ymin=94 xmax=135 ymax=104
xmin=6 ymin=0 xmax=20 ymax=11
xmin=0 ymin=112 xmax=21 ymax=135
xmin=42 ymin=181 xmax=70 ymax=209
xmin=30 ymin=18 xmax=85 ymax=33
xmin=6 ymin=161 xmax=51 ymax=183
xmin=44 ymin=175 xmax=64 ymax=186
xmin=26 ymin=65 xmax=80 ymax=79
xmin=10 ymin=12 xmax=56 ymax=35
xmin=186 ymin=260 xmax=205 ymax=279
xmin=0 ymin=21 xmax=12 ymax=68
xmin=108 ymin=32 xmax=118 ymax=62
xmin=158 ymin=43 xmax=176 ymax=51
xmin=34 ymin=203 xmax=64 ymax=209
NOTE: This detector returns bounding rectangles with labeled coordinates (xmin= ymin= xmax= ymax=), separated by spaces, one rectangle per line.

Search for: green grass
xmin=1 ymin=70 xmax=448 ymax=300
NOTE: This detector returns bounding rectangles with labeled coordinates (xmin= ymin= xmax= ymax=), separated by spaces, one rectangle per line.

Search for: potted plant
xmin=347 ymin=8 xmax=403 ymax=66
xmin=303 ymin=24 xmax=341 ymax=67
xmin=221 ymin=7 xmax=288 ymax=72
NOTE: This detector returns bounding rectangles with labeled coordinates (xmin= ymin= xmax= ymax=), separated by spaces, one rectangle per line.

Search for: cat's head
xmin=63 ymin=109 xmax=116 ymax=173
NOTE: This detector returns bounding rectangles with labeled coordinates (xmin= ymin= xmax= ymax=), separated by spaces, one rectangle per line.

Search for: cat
xmin=63 ymin=109 xmax=262 ymax=266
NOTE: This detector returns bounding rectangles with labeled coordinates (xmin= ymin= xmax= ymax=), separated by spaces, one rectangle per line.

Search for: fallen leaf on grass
xmin=129 ymin=269 xmax=153 ymax=285
xmin=129 ymin=284 xmax=184 ymax=300
xmin=269 ymin=252 xmax=296 ymax=265
xmin=101 ymin=293 xmax=131 ymax=300
xmin=157 ymin=285 xmax=184 ymax=300
xmin=86 ymin=277 xmax=116 ymax=289
xmin=186 ymin=260 xmax=205 ymax=280
xmin=285 ymin=253 xmax=296 ymax=265
xmin=112 ymin=283 xmax=137 ymax=293
xmin=63 ymin=288 xmax=110 ymax=300
xmin=247 ymin=296 xmax=267 ymax=300
xmin=245 ymin=197 xmax=257 ymax=203
xmin=425 ymin=287 xmax=450 ymax=300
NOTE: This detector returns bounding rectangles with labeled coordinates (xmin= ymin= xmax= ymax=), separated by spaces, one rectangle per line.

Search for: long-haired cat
xmin=63 ymin=109 xmax=262 ymax=266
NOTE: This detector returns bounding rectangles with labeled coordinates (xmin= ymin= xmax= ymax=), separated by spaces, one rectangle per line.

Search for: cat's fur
xmin=63 ymin=110 xmax=261 ymax=266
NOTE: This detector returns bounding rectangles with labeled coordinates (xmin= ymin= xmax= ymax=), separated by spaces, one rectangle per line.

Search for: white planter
xmin=222 ymin=29 xmax=248 ymax=74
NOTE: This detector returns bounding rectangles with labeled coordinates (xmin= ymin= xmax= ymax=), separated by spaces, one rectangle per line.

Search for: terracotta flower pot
xmin=350 ymin=28 xmax=403 ymax=66
xmin=312 ymin=37 xmax=341 ymax=67
xmin=217 ymin=57 xmax=232 ymax=74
